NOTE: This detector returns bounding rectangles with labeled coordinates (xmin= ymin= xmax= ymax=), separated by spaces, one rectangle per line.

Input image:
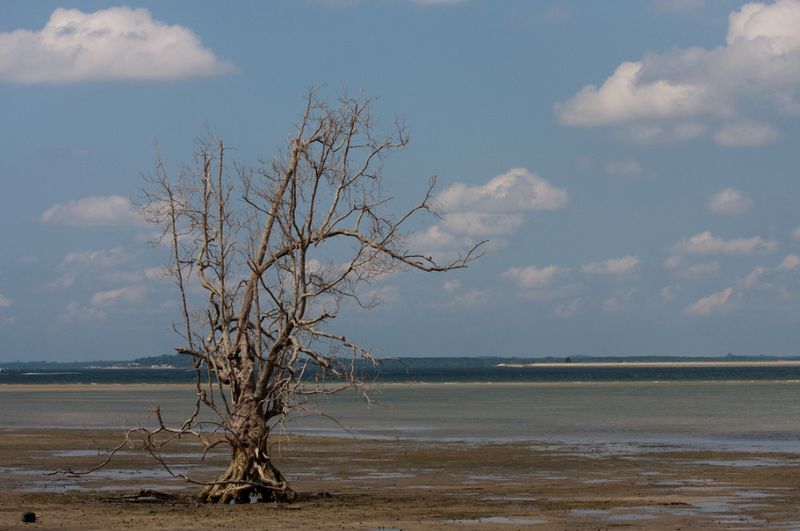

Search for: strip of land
xmin=1 ymin=427 xmax=799 ymax=529
xmin=498 ymin=360 xmax=800 ymax=368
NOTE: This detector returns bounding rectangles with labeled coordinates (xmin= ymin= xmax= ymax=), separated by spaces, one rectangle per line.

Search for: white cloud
xmin=442 ymin=279 xmax=461 ymax=293
xmin=503 ymin=265 xmax=561 ymax=288
xmin=660 ymin=285 xmax=678 ymax=302
xmin=708 ymin=188 xmax=753 ymax=216
xmin=0 ymin=293 xmax=12 ymax=308
xmin=602 ymin=289 xmax=636 ymax=313
xmin=0 ymin=7 xmax=232 ymax=83
xmin=581 ymin=255 xmax=639 ymax=275
xmin=49 ymin=272 xmax=76 ymax=290
xmin=684 ymin=287 xmax=735 ymax=316
xmin=363 ymin=285 xmax=400 ymax=306
xmin=442 ymin=212 xmax=524 ymax=237
xmin=793 ymin=227 xmax=800 ymax=240
xmin=436 ymin=288 xmax=491 ymax=309
xmin=58 ymin=301 xmax=106 ymax=322
xmin=713 ymin=121 xmax=779 ymax=147
xmin=554 ymin=61 xmax=713 ymax=126
xmin=61 ymin=247 xmax=127 ymax=269
xmin=144 ymin=266 xmax=171 ymax=280
xmin=90 ymin=285 xmax=148 ymax=306
xmin=664 ymin=255 xmax=683 ymax=269
xmin=41 ymin=195 xmax=142 ymax=226
xmin=742 ymin=266 xmax=767 ymax=288
xmin=621 ymin=122 xmax=707 ymax=145
xmin=556 ymin=0 xmax=800 ymax=144
xmin=554 ymin=298 xmax=580 ymax=318
xmin=778 ymin=254 xmax=800 ymax=271
xmin=417 ymin=167 xmax=567 ymax=252
xmin=437 ymin=167 xmax=568 ymax=213
xmin=408 ymin=225 xmax=471 ymax=252
xmin=673 ymin=231 xmax=778 ymax=255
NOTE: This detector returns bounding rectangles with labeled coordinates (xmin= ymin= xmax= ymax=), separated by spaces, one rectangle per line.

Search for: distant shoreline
xmin=498 ymin=361 xmax=800 ymax=368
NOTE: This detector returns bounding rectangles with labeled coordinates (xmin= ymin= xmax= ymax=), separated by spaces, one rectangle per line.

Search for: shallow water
xmin=2 ymin=381 xmax=800 ymax=451
xmin=448 ymin=516 xmax=547 ymax=525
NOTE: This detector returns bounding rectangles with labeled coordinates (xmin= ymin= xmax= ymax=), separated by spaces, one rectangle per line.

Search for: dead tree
xmin=139 ymin=91 xmax=483 ymax=503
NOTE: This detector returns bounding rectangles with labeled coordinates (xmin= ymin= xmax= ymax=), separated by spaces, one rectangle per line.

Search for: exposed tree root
xmin=200 ymin=448 xmax=296 ymax=504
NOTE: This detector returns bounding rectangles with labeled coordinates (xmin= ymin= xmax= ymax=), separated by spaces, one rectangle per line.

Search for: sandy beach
xmin=2 ymin=427 xmax=800 ymax=529
xmin=498 ymin=361 xmax=800 ymax=368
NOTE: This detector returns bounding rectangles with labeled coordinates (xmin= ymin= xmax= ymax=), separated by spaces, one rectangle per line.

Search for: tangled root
xmin=200 ymin=448 xmax=296 ymax=504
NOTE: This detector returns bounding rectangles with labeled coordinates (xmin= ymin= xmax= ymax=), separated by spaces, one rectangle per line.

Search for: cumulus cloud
xmin=408 ymin=225 xmax=472 ymax=252
xmin=41 ymin=195 xmax=143 ymax=226
xmin=602 ymin=289 xmax=636 ymax=313
xmin=90 ymin=285 xmax=148 ymax=306
xmin=742 ymin=266 xmax=767 ymax=288
xmin=708 ymin=188 xmax=753 ymax=216
xmin=660 ymin=285 xmax=678 ymax=302
xmin=442 ymin=279 xmax=461 ymax=294
xmin=778 ymin=254 xmax=800 ymax=271
xmin=416 ymin=168 xmax=567 ymax=252
xmin=555 ymin=0 xmax=800 ymax=145
xmin=554 ymin=298 xmax=580 ymax=318
xmin=58 ymin=301 xmax=106 ymax=322
xmin=664 ymin=255 xmax=683 ymax=269
xmin=581 ymin=255 xmax=639 ymax=275
xmin=61 ymin=247 xmax=127 ymax=269
xmin=732 ymin=257 xmax=799 ymax=294
xmin=0 ymin=7 xmax=232 ymax=83
xmin=437 ymin=167 xmax=568 ymax=214
xmin=144 ymin=266 xmax=171 ymax=280
xmin=49 ymin=272 xmax=76 ymax=290
xmin=441 ymin=212 xmax=524 ymax=237
xmin=621 ymin=122 xmax=707 ymax=145
xmin=713 ymin=121 xmax=780 ymax=147
xmin=0 ymin=293 xmax=12 ymax=308
xmin=503 ymin=265 xmax=561 ymax=288
xmin=673 ymin=231 xmax=778 ymax=255
xmin=436 ymin=288 xmax=492 ymax=309
xmin=362 ymin=285 xmax=400 ymax=306
xmin=684 ymin=287 xmax=735 ymax=316
xmin=555 ymin=61 xmax=712 ymax=127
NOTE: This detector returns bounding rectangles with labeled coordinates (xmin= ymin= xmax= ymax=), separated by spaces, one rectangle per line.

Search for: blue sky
xmin=1 ymin=0 xmax=799 ymax=361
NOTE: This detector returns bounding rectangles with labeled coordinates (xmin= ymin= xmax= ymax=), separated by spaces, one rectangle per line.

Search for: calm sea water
xmin=2 ymin=367 xmax=800 ymax=452
xmin=4 ymin=365 xmax=800 ymax=384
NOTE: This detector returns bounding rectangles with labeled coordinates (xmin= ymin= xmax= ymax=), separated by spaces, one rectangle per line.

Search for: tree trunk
xmin=200 ymin=397 xmax=296 ymax=504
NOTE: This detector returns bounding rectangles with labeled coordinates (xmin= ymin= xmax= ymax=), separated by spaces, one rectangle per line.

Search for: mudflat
xmin=1 ymin=428 xmax=799 ymax=529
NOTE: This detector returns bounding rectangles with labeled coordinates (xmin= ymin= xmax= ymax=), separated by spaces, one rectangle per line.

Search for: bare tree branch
xmin=130 ymin=90 xmax=482 ymax=503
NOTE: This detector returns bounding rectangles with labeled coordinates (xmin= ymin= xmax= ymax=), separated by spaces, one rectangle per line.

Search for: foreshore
xmin=2 ymin=427 xmax=800 ymax=529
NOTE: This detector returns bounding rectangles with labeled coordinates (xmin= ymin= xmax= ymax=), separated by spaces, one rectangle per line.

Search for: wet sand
xmin=2 ymin=428 xmax=800 ymax=529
